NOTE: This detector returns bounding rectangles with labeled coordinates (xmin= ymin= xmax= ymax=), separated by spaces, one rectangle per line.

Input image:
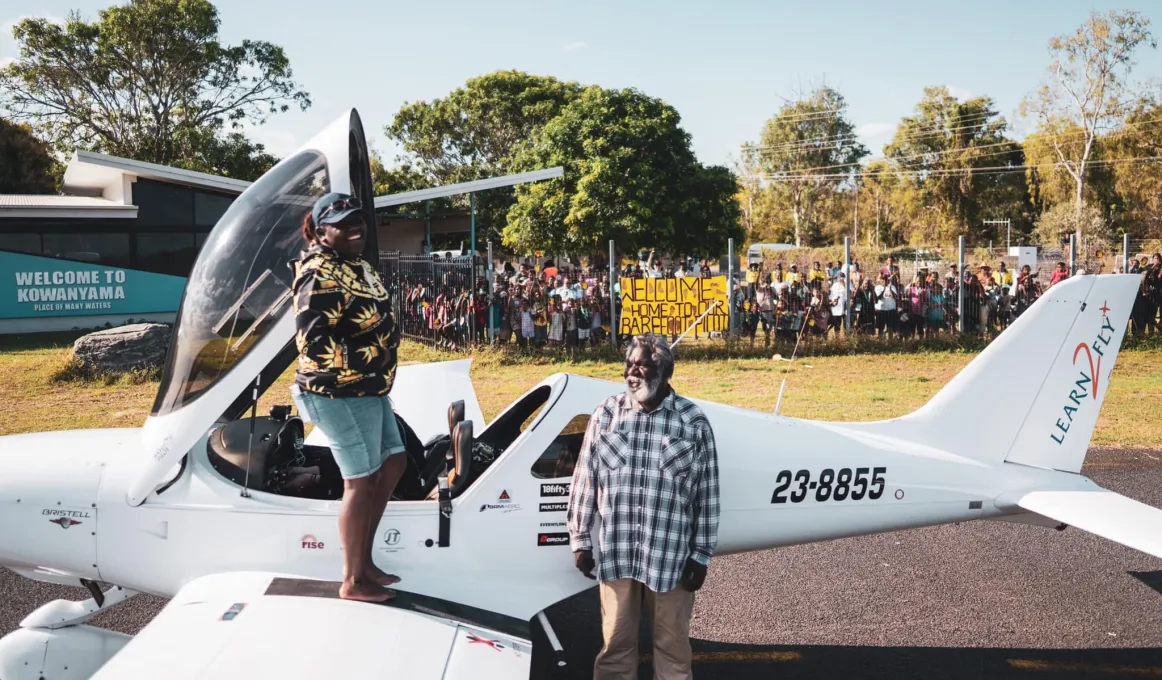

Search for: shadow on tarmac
xmin=529 ymin=591 xmax=1162 ymax=680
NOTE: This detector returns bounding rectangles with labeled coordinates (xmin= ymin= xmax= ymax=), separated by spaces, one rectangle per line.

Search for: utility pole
xmin=983 ymin=218 xmax=1012 ymax=250
xmin=853 ymin=173 xmax=860 ymax=245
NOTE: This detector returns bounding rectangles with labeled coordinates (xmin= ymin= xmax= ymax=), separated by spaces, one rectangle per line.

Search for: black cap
xmin=312 ymin=192 xmax=361 ymax=227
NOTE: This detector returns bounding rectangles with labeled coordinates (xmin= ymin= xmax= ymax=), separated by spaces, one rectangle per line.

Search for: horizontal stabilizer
xmin=1017 ymin=489 xmax=1162 ymax=559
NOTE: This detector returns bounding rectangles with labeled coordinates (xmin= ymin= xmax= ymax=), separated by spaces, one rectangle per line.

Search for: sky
xmin=4 ymin=0 xmax=1162 ymax=170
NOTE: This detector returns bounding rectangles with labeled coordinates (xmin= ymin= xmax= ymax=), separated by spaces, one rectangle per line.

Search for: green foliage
xmin=1034 ymin=202 xmax=1111 ymax=248
xmin=884 ymin=86 xmax=1031 ymax=243
xmin=0 ymin=118 xmax=60 ymax=193
xmin=754 ymin=86 xmax=868 ymax=246
xmin=384 ymin=70 xmax=582 ymax=243
xmin=1108 ymin=100 xmax=1162 ymax=238
xmin=1019 ymin=9 xmax=1156 ymax=214
xmin=0 ymin=0 xmax=308 ymax=178
xmin=503 ymin=86 xmax=740 ymax=257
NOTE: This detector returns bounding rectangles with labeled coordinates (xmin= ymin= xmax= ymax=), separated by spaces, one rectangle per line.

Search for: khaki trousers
xmin=593 ymin=578 xmax=696 ymax=680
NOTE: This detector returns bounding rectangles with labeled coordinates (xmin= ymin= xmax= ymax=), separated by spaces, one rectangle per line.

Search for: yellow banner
xmin=618 ymin=276 xmax=729 ymax=335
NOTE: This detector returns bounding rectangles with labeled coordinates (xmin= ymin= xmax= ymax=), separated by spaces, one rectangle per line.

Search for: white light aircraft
xmin=2 ymin=109 xmax=1160 ymax=680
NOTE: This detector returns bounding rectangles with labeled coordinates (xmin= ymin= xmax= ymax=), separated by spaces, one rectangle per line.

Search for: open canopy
xmin=130 ymin=109 xmax=376 ymax=506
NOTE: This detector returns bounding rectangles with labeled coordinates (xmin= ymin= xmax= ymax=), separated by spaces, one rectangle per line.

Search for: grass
xmin=1 ymin=333 xmax=1159 ymax=449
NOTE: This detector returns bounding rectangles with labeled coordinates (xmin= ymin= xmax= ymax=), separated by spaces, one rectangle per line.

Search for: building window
xmin=136 ymin=232 xmax=197 ymax=276
xmin=530 ymin=414 xmax=590 ymax=479
xmin=0 ymin=233 xmax=41 ymax=255
xmin=194 ymin=191 xmax=235 ymax=227
xmin=134 ymin=178 xmax=194 ymax=227
xmin=42 ymin=233 xmax=130 ymax=268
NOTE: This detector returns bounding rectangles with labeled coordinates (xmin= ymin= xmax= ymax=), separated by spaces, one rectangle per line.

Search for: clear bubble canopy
xmin=150 ymin=150 xmax=330 ymax=417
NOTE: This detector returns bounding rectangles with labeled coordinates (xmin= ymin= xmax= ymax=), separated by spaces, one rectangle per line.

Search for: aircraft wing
xmin=89 ymin=572 xmax=532 ymax=680
xmin=1017 ymin=489 xmax=1162 ymax=559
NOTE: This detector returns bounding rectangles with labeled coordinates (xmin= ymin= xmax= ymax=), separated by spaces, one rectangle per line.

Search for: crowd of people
xmin=381 ymin=248 xmax=1162 ymax=352
xmin=733 ymin=252 xmax=1162 ymax=346
xmin=385 ymin=257 xmax=616 ymax=352
xmin=734 ymin=255 xmax=1053 ymax=347
xmin=1130 ymin=254 xmax=1162 ymax=336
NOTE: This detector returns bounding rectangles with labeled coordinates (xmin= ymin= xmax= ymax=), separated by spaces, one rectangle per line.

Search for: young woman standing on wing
xmin=292 ymin=193 xmax=407 ymax=603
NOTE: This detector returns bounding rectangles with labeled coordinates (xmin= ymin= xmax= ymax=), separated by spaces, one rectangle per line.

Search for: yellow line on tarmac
xmin=640 ymin=650 xmax=802 ymax=664
xmin=1008 ymin=658 xmax=1162 ymax=675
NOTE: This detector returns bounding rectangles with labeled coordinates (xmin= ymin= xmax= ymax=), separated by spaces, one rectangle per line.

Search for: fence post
xmin=958 ymin=235 xmax=966 ymax=334
xmin=843 ymin=236 xmax=851 ymax=333
xmin=1124 ymin=232 xmax=1130 ymax=273
xmin=1069 ymin=232 xmax=1076 ymax=275
xmin=487 ymin=240 xmax=494 ymax=342
xmin=727 ymin=237 xmax=735 ymax=336
xmin=608 ymin=239 xmax=617 ymax=348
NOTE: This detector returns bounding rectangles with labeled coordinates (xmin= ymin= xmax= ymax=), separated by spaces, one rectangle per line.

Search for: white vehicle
xmin=1 ymin=109 xmax=1160 ymax=680
xmin=746 ymin=242 xmax=795 ymax=265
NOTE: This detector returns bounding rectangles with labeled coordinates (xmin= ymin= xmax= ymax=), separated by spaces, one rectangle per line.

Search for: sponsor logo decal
xmin=153 ymin=434 xmax=172 ymax=462
xmin=1051 ymin=302 xmax=1116 ymax=445
xmin=537 ymin=532 xmax=569 ymax=546
xmin=301 ymin=534 xmax=325 ymax=550
xmin=540 ymin=521 xmax=565 ymax=527
xmin=540 ymin=502 xmax=568 ymax=512
xmin=43 ymin=509 xmax=90 ymax=529
xmin=220 ymin=603 xmax=246 ymax=621
xmin=379 ymin=528 xmax=405 ymax=553
xmin=479 ymin=489 xmax=522 ymax=513
xmin=540 ymin=483 xmax=570 ymax=496
xmin=466 ymin=633 xmax=505 ymax=651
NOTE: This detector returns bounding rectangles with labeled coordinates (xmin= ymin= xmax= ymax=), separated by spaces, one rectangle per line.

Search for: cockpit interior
xmin=205 ymin=385 xmax=564 ymax=502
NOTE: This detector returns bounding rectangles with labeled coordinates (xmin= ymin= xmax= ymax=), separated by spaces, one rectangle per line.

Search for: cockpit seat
xmin=207 ymin=414 xmax=304 ymax=491
xmin=425 ymin=419 xmax=473 ymax=500
xmin=414 ymin=400 xmax=466 ymax=497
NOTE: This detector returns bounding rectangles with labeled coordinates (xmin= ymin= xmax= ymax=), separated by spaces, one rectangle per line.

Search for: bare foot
xmin=365 ymin=564 xmax=401 ymax=587
xmin=339 ymin=579 xmax=394 ymax=603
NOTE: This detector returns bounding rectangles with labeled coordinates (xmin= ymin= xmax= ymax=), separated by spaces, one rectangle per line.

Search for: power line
xmin=753 ymin=115 xmax=1162 ymax=178
xmin=758 ymin=154 xmax=1162 ymax=182
xmin=751 ymin=111 xmax=1004 ymax=153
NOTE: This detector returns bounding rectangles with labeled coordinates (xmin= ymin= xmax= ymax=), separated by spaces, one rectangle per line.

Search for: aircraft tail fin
xmin=864 ymin=274 xmax=1139 ymax=473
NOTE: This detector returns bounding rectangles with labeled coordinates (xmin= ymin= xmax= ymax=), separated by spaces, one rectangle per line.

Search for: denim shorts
xmin=298 ymin=393 xmax=406 ymax=480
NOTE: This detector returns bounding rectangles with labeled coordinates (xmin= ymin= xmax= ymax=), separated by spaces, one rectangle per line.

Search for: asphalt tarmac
xmin=4 ymin=448 xmax=1162 ymax=679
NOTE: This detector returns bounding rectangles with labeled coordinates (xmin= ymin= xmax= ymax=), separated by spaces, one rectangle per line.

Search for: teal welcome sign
xmin=0 ymin=251 xmax=187 ymax=320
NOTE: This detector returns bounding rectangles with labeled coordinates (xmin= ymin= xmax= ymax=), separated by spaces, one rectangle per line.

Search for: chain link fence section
xmin=379 ymin=237 xmax=1157 ymax=353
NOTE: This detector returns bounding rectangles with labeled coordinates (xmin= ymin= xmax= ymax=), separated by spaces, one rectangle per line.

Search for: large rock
xmin=73 ymin=323 xmax=172 ymax=373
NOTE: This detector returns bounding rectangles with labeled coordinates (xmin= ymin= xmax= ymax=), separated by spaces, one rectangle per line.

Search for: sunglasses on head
xmin=317 ymin=196 xmax=362 ymax=222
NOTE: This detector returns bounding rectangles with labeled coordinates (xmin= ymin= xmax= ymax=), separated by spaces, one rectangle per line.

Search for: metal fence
xmin=380 ymin=236 xmax=1162 ymax=352
xmin=379 ymin=249 xmax=616 ymax=351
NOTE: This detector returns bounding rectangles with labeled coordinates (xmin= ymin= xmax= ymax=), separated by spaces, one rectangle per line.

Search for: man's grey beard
xmin=626 ymin=373 xmax=664 ymax=406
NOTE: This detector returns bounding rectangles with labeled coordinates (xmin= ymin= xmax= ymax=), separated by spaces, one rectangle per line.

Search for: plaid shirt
xmin=567 ymin=389 xmax=720 ymax=593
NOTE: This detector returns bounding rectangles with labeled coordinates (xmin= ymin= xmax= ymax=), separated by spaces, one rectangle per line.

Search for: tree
xmin=384 ymin=71 xmax=582 ymax=246
xmin=1020 ymin=9 xmax=1156 ymax=217
xmin=504 ymin=86 xmax=740 ymax=256
xmin=0 ymin=0 xmax=308 ymax=178
xmin=1034 ymin=202 xmax=1111 ymax=252
xmin=188 ymin=131 xmax=278 ymax=181
xmin=386 ymin=70 xmax=581 ymax=184
xmin=754 ymin=86 xmax=868 ymax=247
xmin=672 ymin=164 xmax=744 ymax=258
xmin=0 ymin=118 xmax=59 ymax=193
xmin=885 ymin=86 xmax=1029 ymax=243
xmin=1108 ymin=99 xmax=1162 ymax=238
xmin=858 ymin=160 xmax=900 ymax=248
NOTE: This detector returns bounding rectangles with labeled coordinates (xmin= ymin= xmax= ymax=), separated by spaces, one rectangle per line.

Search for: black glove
xmin=679 ymin=558 xmax=707 ymax=592
xmin=575 ymin=550 xmax=596 ymax=580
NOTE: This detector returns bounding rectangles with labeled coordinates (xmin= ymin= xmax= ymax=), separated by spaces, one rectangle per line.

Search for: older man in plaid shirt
xmin=567 ymin=333 xmax=720 ymax=680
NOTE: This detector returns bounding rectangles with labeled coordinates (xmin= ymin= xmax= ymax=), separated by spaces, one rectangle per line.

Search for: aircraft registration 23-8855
xmin=2 ymin=108 xmax=1161 ymax=680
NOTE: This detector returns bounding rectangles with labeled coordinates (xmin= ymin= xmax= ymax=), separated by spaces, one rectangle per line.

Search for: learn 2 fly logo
xmin=1051 ymin=300 xmax=1117 ymax=445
